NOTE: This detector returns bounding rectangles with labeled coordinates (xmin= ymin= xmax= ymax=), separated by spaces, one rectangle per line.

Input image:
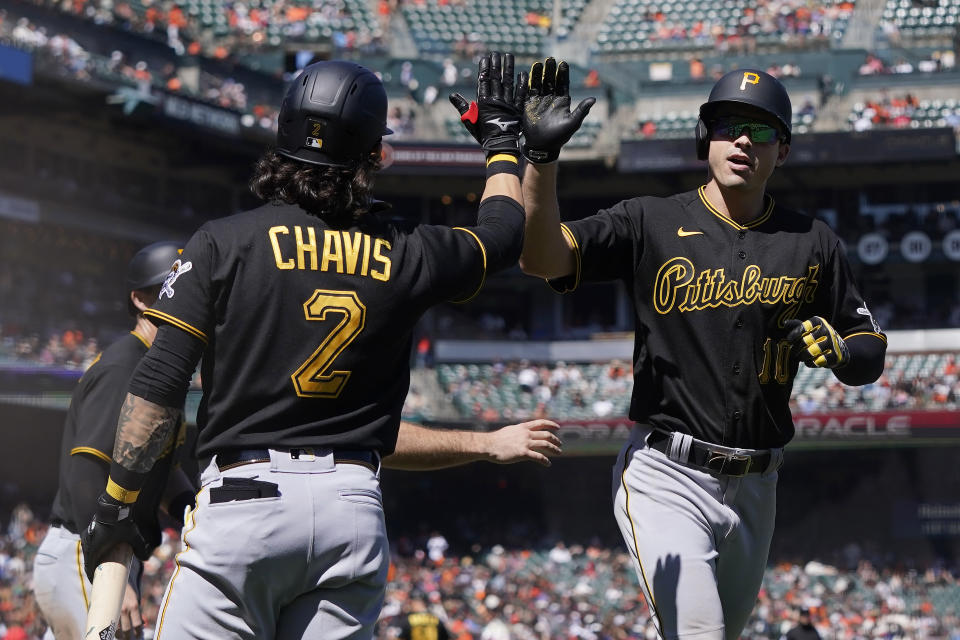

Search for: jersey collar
xmin=130 ymin=330 xmax=151 ymax=349
xmin=697 ymin=185 xmax=775 ymax=230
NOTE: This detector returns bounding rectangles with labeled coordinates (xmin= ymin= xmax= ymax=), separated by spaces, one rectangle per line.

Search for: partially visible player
xmin=79 ymin=53 xmax=560 ymax=639
xmin=395 ymin=594 xmax=450 ymax=640
xmin=33 ymin=242 xmax=196 ymax=640
xmin=518 ymin=62 xmax=887 ymax=639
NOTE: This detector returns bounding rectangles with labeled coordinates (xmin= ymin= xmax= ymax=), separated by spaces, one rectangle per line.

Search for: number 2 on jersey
xmin=291 ymin=289 xmax=366 ymax=398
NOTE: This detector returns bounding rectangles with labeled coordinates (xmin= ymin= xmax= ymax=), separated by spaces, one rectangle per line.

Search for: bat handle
xmin=84 ymin=543 xmax=134 ymax=640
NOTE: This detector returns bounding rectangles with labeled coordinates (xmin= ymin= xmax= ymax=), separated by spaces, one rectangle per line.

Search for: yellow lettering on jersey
xmin=408 ymin=613 xmax=439 ymax=626
xmin=654 ymin=257 xmax=694 ymax=314
xmin=360 ymin=234 xmax=371 ymax=276
xmin=295 ymin=226 xmax=318 ymax=271
xmin=342 ymin=231 xmax=363 ymax=275
xmin=269 ymin=226 xmax=295 ymax=270
xmin=370 ymin=238 xmax=392 ymax=281
xmin=321 ymin=229 xmax=345 ymax=273
xmin=654 ymin=257 xmax=821 ymax=315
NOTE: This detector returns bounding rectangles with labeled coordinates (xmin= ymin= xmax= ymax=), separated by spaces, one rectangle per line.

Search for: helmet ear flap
xmin=695 ymin=118 xmax=709 ymax=161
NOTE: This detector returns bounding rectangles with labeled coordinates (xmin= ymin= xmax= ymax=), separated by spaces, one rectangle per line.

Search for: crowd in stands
xmin=790 ymin=354 xmax=960 ymax=414
xmin=0 ymin=6 xmax=282 ymax=130
xmin=848 ymin=91 xmax=960 ymax=132
xmin=434 ymin=353 xmax=960 ymax=422
xmin=0 ymin=503 xmax=959 ymax=639
xmin=858 ymin=50 xmax=957 ymax=76
xmin=29 ymin=0 xmax=385 ymax=59
xmin=0 ymin=221 xmax=136 ymax=362
xmin=597 ymin=0 xmax=857 ymax=54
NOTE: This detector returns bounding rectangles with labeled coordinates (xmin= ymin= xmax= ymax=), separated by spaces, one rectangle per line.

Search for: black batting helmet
xmin=126 ymin=240 xmax=181 ymax=315
xmin=695 ymin=69 xmax=792 ymax=160
xmin=276 ymin=60 xmax=392 ymax=167
xmin=126 ymin=241 xmax=182 ymax=291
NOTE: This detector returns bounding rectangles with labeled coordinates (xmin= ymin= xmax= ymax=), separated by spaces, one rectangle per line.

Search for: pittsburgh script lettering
xmin=653 ymin=257 xmax=820 ymax=315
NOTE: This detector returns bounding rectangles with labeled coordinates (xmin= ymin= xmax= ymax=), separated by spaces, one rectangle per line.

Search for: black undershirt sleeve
xmin=67 ymin=453 xmax=109 ymax=534
xmin=471 ymin=195 xmax=525 ymax=273
xmin=834 ymin=333 xmax=887 ymax=386
xmin=128 ymin=324 xmax=205 ymax=408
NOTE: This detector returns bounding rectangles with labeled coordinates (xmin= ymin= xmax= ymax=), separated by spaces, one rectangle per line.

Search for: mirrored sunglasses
xmin=712 ymin=120 xmax=782 ymax=144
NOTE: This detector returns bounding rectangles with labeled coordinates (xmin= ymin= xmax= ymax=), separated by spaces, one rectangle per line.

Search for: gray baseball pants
xmin=612 ymin=425 xmax=780 ymax=640
xmin=33 ymin=524 xmax=89 ymax=640
xmin=155 ymin=448 xmax=389 ymax=640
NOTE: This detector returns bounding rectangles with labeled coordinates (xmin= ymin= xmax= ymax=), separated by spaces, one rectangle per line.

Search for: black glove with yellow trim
xmin=449 ymin=51 xmax=523 ymax=174
xmin=81 ymin=492 xmax=157 ymax=582
xmin=521 ymin=58 xmax=596 ymax=163
xmin=785 ymin=316 xmax=850 ymax=369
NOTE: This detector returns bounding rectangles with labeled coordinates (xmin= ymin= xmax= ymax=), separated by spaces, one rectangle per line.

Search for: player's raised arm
xmin=448 ymin=51 xmax=529 ymax=274
xmin=449 ymin=51 xmax=524 ymax=206
xmin=518 ymin=58 xmax=595 ymax=279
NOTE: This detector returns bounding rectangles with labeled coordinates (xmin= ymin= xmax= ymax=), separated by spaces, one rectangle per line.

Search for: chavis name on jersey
xmin=268 ymin=226 xmax=392 ymax=281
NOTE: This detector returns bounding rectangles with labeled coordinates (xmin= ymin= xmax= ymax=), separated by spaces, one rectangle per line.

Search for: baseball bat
xmin=84 ymin=543 xmax=133 ymax=640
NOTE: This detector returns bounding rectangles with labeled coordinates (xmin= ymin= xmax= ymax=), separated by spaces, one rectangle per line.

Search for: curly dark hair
xmin=249 ymin=148 xmax=381 ymax=226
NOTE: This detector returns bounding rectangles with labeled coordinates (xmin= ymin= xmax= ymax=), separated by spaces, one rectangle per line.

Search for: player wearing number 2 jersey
xmin=79 ymin=54 xmax=561 ymax=639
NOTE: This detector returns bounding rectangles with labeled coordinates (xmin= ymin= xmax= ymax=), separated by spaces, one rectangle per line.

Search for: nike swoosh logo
xmin=677 ymin=227 xmax=704 ymax=237
xmin=489 ymin=117 xmax=518 ymax=131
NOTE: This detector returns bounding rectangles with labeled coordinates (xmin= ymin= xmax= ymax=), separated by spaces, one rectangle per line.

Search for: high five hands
xmin=450 ymin=53 xmax=596 ymax=164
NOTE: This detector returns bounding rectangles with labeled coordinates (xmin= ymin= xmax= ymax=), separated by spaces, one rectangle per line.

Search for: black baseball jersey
xmin=553 ymin=186 xmax=886 ymax=449
xmin=50 ymin=332 xmax=187 ymax=533
xmin=144 ymin=202 xmax=491 ymax=457
xmin=397 ymin=612 xmax=450 ymax=640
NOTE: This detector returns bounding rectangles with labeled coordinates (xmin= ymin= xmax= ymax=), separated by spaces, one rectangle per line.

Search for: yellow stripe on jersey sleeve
xmin=450 ymin=227 xmax=488 ymax=303
xmin=143 ymin=309 xmax=208 ymax=343
xmin=70 ymin=447 xmax=111 ymax=464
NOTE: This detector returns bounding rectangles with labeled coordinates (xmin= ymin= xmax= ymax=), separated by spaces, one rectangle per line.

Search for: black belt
xmin=646 ymin=430 xmax=772 ymax=477
xmin=50 ymin=519 xmax=78 ymax=535
xmin=216 ymin=448 xmax=378 ymax=472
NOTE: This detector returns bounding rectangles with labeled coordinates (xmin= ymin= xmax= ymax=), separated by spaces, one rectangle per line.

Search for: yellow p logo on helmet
xmin=739 ymin=72 xmax=760 ymax=91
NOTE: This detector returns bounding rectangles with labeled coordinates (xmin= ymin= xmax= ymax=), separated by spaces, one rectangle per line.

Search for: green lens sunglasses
xmin=712 ymin=119 xmax=783 ymax=144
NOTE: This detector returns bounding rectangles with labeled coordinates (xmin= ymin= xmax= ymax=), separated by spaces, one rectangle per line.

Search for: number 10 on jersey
xmin=758 ymin=338 xmax=792 ymax=384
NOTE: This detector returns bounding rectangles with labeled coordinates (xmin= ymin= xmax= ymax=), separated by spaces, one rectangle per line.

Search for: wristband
xmin=522 ymin=145 xmax=559 ymax=164
xmin=107 ymin=462 xmax=148 ymax=503
xmin=485 ymin=152 xmax=521 ymax=178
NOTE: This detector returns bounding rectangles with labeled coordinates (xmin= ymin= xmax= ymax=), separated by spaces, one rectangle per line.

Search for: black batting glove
xmin=521 ymin=58 xmax=596 ymax=164
xmin=785 ymin=316 xmax=850 ymax=370
xmin=449 ymin=51 xmax=523 ymax=158
xmin=81 ymin=493 xmax=158 ymax=582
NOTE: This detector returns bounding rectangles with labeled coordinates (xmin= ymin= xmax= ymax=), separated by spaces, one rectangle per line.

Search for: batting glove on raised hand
xmin=785 ymin=316 xmax=850 ymax=369
xmin=81 ymin=492 xmax=158 ymax=582
xmin=521 ymin=58 xmax=596 ymax=163
xmin=449 ymin=51 xmax=523 ymax=158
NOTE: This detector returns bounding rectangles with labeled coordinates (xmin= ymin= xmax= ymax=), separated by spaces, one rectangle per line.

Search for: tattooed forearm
xmin=113 ymin=393 xmax=183 ymax=474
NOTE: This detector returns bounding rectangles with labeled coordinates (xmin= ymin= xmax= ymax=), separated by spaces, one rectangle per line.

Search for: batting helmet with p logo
xmin=694 ymin=68 xmax=792 ymax=160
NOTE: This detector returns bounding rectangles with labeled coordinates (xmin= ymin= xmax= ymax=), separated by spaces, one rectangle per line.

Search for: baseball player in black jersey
xmin=395 ymin=595 xmax=451 ymax=640
xmin=518 ymin=63 xmax=887 ymax=640
xmin=33 ymin=242 xmax=196 ymax=640
xmin=78 ymin=54 xmax=560 ymax=639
